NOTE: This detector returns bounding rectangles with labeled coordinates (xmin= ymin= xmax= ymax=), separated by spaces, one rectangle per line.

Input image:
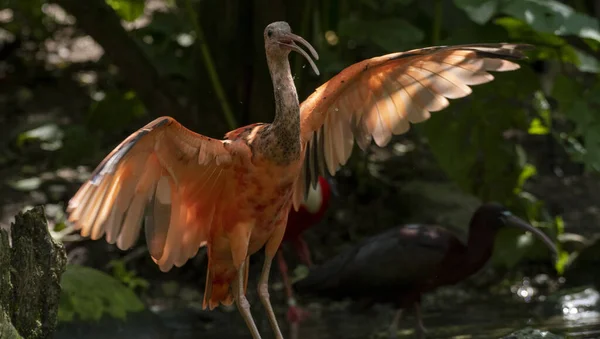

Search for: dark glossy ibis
xmin=293 ymin=202 xmax=557 ymax=338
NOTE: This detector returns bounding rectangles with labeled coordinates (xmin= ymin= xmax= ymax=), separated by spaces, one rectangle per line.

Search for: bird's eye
xmin=267 ymin=30 xmax=273 ymax=38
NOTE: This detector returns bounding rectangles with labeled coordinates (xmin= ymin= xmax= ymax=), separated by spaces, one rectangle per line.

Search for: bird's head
xmin=474 ymin=202 xmax=557 ymax=256
xmin=263 ymin=21 xmax=320 ymax=75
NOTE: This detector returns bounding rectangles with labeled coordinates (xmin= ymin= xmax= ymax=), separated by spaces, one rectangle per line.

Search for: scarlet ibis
xmin=293 ymin=202 xmax=558 ymax=338
xmin=66 ymin=19 xmax=531 ymax=339
xmin=278 ymin=176 xmax=332 ymax=324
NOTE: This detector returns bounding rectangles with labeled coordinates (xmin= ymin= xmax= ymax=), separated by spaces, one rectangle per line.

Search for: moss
xmin=0 ymin=206 xmax=67 ymax=339
xmin=0 ymin=307 xmax=22 ymax=339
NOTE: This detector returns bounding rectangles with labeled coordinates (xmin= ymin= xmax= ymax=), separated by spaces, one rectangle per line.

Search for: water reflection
xmin=150 ymin=286 xmax=600 ymax=339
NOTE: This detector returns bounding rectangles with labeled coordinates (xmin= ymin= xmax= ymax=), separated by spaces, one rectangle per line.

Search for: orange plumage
xmin=67 ymin=20 xmax=531 ymax=339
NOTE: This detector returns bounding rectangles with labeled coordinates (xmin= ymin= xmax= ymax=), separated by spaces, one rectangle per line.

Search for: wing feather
xmin=294 ymin=43 xmax=532 ymax=208
xmin=68 ymin=116 xmax=238 ymax=271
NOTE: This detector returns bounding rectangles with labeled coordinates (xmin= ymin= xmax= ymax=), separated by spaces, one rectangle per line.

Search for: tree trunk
xmin=0 ymin=206 xmax=67 ymax=339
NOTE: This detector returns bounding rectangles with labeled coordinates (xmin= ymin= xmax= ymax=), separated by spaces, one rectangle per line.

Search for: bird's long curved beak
xmin=278 ymin=33 xmax=320 ymax=76
xmin=504 ymin=214 xmax=558 ymax=256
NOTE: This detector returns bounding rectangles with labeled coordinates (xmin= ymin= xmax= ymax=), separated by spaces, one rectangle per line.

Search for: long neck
xmin=269 ymin=56 xmax=300 ymax=134
xmin=465 ymin=225 xmax=496 ymax=270
xmin=261 ymin=54 xmax=301 ymax=164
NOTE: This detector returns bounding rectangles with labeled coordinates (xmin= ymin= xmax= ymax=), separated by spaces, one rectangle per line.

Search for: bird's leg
xmin=233 ymin=258 xmax=262 ymax=339
xmin=292 ymin=237 xmax=313 ymax=267
xmin=413 ymin=302 xmax=427 ymax=339
xmin=278 ymin=247 xmax=310 ymax=325
xmin=277 ymin=249 xmax=294 ymax=301
xmin=259 ymin=219 xmax=288 ymax=339
xmin=258 ymin=254 xmax=284 ymax=339
xmin=389 ymin=309 xmax=403 ymax=339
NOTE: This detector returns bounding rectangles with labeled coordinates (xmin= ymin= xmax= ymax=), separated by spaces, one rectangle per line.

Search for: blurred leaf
xmin=529 ymin=91 xmax=551 ymax=135
xmin=528 ymin=118 xmax=548 ymax=135
xmin=553 ymin=216 xmax=569 ymax=275
xmin=87 ymin=90 xmax=146 ymax=132
xmin=514 ymin=164 xmax=537 ymax=194
xmin=454 ymin=0 xmax=499 ymax=25
xmin=553 ymin=76 xmax=600 ymax=171
xmin=16 ymin=123 xmax=63 ymax=148
xmin=109 ymin=259 xmax=150 ymax=292
xmin=501 ymin=0 xmax=600 ymax=43
xmin=572 ymin=48 xmax=600 ymax=73
xmin=493 ymin=230 xmax=535 ymax=268
xmin=59 ymin=265 xmax=145 ymax=323
xmin=105 ymin=0 xmax=145 ymax=22
xmin=6 ymin=177 xmax=42 ymax=191
xmin=420 ymin=67 xmax=537 ymax=204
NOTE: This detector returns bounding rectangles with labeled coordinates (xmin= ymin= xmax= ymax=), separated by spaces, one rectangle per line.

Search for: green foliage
xmin=455 ymin=0 xmax=600 ymax=44
xmin=108 ymin=260 xmax=150 ymax=292
xmin=59 ymin=265 xmax=145 ymax=323
xmin=552 ymin=75 xmax=600 ymax=171
xmin=420 ymin=67 xmax=536 ymax=204
xmin=454 ymin=0 xmax=499 ymax=25
xmin=105 ymin=0 xmax=145 ymax=22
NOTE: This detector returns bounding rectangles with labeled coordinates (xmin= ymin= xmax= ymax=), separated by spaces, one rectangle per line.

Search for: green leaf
xmin=106 ymin=0 xmax=145 ymax=22
xmin=529 ymin=91 xmax=551 ymax=135
xmin=501 ymin=0 xmax=600 ymax=43
xmin=552 ymin=76 xmax=600 ymax=171
xmin=59 ymin=265 xmax=145 ymax=323
xmin=454 ymin=0 xmax=499 ymax=25
xmin=528 ymin=118 xmax=549 ymax=135
xmin=572 ymin=48 xmax=600 ymax=73
xmin=514 ymin=164 xmax=537 ymax=194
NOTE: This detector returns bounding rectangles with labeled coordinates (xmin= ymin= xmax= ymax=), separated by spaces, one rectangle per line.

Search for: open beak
xmin=278 ymin=33 xmax=320 ymax=76
xmin=504 ymin=214 xmax=558 ymax=257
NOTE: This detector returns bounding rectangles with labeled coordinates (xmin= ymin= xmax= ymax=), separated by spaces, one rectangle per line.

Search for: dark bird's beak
xmin=503 ymin=213 xmax=558 ymax=256
xmin=277 ymin=33 xmax=320 ymax=75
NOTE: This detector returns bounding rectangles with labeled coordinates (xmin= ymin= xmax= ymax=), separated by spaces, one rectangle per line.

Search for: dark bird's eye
xmin=267 ymin=30 xmax=273 ymax=37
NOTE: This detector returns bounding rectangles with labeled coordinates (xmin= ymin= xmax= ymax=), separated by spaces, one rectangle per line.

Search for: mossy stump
xmin=0 ymin=206 xmax=67 ymax=339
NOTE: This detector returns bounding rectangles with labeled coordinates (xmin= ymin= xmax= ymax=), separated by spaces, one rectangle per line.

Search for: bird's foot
xmin=287 ymin=305 xmax=310 ymax=324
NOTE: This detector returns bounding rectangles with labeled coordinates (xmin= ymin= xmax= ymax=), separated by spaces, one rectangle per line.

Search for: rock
xmin=0 ymin=206 xmax=67 ymax=339
xmin=501 ymin=327 xmax=562 ymax=339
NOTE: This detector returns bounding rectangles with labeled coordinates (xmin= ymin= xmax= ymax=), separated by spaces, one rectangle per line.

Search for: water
xmin=56 ymin=285 xmax=600 ymax=339
xmin=151 ymin=287 xmax=600 ymax=339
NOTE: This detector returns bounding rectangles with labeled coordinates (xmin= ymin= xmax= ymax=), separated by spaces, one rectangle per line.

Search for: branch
xmin=50 ymin=0 xmax=192 ymax=125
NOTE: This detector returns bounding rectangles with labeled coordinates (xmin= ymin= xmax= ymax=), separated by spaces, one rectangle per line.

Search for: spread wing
xmin=67 ymin=116 xmax=239 ymax=271
xmin=293 ymin=43 xmax=532 ymax=208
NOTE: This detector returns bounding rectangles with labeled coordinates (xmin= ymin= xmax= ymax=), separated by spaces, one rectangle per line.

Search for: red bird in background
xmin=278 ymin=176 xmax=332 ymax=324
